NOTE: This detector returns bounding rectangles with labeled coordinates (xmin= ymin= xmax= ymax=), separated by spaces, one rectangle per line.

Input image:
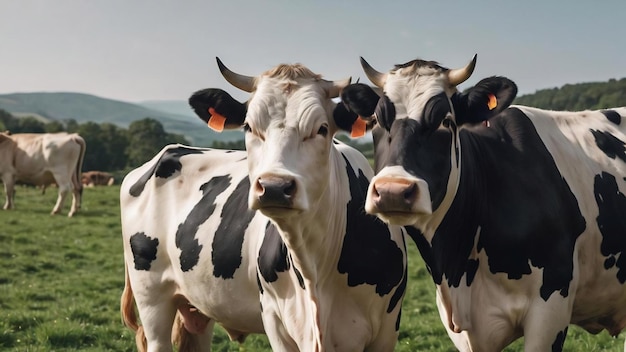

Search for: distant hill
xmin=139 ymin=100 xmax=197 ymax=120
xmin=0 ymin=92 xmax=243 ymax=146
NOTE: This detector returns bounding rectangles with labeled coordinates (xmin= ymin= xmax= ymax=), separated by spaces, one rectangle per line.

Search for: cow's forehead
xmin=384 ymin=65 xmax=450 ymax=121
xmin=247 ymin=76 xmax=331 ymax=129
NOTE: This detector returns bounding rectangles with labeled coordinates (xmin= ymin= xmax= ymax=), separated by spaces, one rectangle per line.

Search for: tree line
xmin=514 ymin=77 xmax=626 ymax=110
xmin=0 ymin=109 xmax=189 ymax=172
xmin=2 ymin=77 xmax=622 ymax=173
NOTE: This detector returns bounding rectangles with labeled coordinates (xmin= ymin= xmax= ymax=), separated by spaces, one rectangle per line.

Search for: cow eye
xmin=243 ymin=122 xmax=265 ymax=141
xmin=317 ymin=124 xmax=329 ymax=137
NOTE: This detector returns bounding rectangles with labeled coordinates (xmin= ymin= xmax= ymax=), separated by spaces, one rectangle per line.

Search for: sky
xmin=1 ymin=0 xmax=625 ymax=104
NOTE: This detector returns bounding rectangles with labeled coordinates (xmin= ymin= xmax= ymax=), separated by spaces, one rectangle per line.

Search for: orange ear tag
xmin=207 ymin=107 xmax=227 ymax=132
xmin=350 ymin=116 xmax=367 ymax=138
xmin=487 ymin=94 xmax=497 ymax=110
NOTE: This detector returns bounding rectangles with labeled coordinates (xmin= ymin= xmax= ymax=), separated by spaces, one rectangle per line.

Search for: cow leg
xmin=69 ymin=169 xmax=83 ymax=216
xmin=522 ymin=298 xmax=571 ymax=352
xmin=135 ymin=296 xmax=178 ymax=352
xmin=68 ymin=184 xmax=81 ymax=217
xmin=2 ymin=173 xmax=15 ymax=210
xmin=261 ymin=304 xmax=299 ymax=352
xmin=436 ymin=291 xmax=472 ymax=352
xmin=50 ymin=185 xmax=69 ymax=215
xmin=51 ymin=182 xmax=71 ymax=216
xmin=465 ymin=314 xmax=517 ymax=351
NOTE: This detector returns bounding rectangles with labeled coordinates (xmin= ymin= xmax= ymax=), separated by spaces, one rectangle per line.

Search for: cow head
xmin=190 ymin=58 xmax=355 ymax=220
xmin=336 ymin=55 xmax=517 ymax=226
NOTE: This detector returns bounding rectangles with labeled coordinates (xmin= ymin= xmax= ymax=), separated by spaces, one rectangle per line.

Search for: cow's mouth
xmin=257 ymin=206 xmax=303 ymax=219
xmin=374 ymin=211 xmax=423 ymax=226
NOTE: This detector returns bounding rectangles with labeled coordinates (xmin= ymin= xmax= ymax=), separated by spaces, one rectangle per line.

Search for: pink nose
xmin=254 ymin=175 xmax=296 ymax=208
xmin=370 ymin=178 xmax=418 ymax=212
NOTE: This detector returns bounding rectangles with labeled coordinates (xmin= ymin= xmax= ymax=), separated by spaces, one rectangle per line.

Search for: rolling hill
xmin=0 ymin=92 xmax=243 ymax=146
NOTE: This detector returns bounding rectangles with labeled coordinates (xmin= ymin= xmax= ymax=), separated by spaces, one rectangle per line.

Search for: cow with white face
xmin=121 ymin=58 xmax=407 ymax=352
xmin=190 ymin=59 xmax=408 ymax=352
xmin=0 ymin=132 xmax=85 ymax=217
xmin=334 ymin=55 xmax=626 ymax=351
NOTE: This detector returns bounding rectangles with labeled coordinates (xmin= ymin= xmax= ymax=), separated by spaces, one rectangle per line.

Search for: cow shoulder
xmin=128 ymin=145 xmax=206 ymax=197
xmin=258 ymin=222 xmax=289 ymax=284
xmin=212 ymin=176 xmax=257 ymax=279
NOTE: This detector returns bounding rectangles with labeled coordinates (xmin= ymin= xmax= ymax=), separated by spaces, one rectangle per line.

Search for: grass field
xmin=0 ymin=185 xmax=624 ymax=351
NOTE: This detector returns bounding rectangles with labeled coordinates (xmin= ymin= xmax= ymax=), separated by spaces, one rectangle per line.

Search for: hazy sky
xmin=2 ymin=0 xmax=625 ymax=103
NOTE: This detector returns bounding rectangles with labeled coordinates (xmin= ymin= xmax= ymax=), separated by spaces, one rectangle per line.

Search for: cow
xmin=82 ymin=170 xmax=114 ymax=187
xmin=0 ymin=132 xmax=86 ymax=217
xmin=120 ymin=146 xmax=266 ymax=351
xmin=120 ymin=58 xmax=408 ymax=351
xmin=333 ymin=54 xmax=626 ymax=351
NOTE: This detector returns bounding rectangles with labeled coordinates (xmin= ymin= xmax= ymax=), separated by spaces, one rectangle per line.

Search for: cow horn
xmin=360 ymin=57 xmax=387 ymax=88
xmin=216 ymin=57 xmax=256 ymax=92
xmin=327 ymin=77 xmax=352 ymax=98
xmin=447 ymin=54 xmax=477 ymax=86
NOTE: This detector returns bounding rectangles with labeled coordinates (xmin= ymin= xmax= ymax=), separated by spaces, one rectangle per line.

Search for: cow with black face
xmin=335 ymin=54 xmax=626 ymax=351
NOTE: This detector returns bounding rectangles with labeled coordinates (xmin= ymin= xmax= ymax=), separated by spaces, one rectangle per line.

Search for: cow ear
xmin=333 ymin=83 xmax=379 ymax=138
xmin=188 ymin=89 xmax=248 ymax=132
xmin=456 ymin=76 xmax=517 ymax=124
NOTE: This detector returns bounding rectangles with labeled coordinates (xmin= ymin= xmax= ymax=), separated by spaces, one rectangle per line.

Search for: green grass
xmin=0 ymin=185 xmax=623 ymax=351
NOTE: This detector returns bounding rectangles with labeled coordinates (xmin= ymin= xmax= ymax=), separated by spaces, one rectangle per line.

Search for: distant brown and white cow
xmin=82 ymin=170 xmax=114 ymax=187
xmin=335 ymin=54 xmax=626 ymax=351
xmin=0 ymin=132 xmax=86 ymax=217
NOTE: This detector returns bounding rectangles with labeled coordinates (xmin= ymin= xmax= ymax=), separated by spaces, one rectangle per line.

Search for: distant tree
xmin=44 ymin=120 xmax=66 ymax=133
xmin=99 ymin=123 xmax=129 ymax=170
xmin=167 ymin=132 xmax=191 ymax=145
xmin=0 ymin=109 xmax=15 ymax=132
xmin=76 ymin=122 xmax=107 ymax=171
xmin=15 ymin=117 xmax=45 ymax=133
xmin=126 ymin=117 xmax=190 ymax=168
xmin=65 ymin=119 xmax=79 ymax=133
xmin=210 ymin=139 xmax=245 ymax=150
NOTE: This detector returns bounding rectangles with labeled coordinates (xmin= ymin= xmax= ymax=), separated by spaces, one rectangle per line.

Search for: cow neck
xmin=405 ymin=128 xmax=488 ymax=333
xmin=413 ymin=128 xmax=485 ymax=289
xmin=265 ymin=144 xmax=348 ymax=350
xmin=269 ymin=145 xmax=347 ymax=285
xmin=413 ymin=123 xmax=463 ymax=240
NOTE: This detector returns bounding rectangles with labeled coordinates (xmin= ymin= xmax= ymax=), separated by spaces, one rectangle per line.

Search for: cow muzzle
xmin=365 ymin=176 xmax=432 ymax=225
xmin=251 ymin=174 xmax=298 ymax=212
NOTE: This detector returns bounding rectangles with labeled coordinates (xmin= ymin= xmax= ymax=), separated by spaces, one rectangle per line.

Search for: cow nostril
xmin=404 ymin=183 xmax=417 ymax=202
xmin=371 ymin=184 xmax=380 ymax=198
xmin=255 ymin=179 xmax=265 ymax=195
xmin=284 ymin=179 xmax=296 ymax=197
